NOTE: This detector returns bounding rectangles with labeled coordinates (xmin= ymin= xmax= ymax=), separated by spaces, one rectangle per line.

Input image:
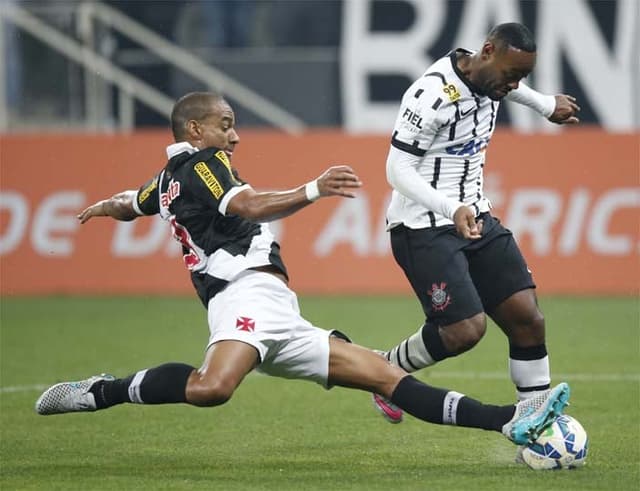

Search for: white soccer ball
xmin=521 ymin=415 xmax=589 ymax=470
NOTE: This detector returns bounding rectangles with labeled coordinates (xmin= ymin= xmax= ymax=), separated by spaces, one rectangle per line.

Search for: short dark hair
xmin=170 ymin=92 xmax=224 ymax=141
xmin=487 ymin=23 xmax=536 ymax=53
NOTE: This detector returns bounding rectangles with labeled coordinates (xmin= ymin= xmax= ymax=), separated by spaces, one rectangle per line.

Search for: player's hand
xmin=316 ymin=165 xmax=363 ymax=198
xmin=548 ymin=95 xmax=580 ymax=124
xmin=77 ymin=200 xmax=107 ymax=224
xmin=453 ymin=206 xmax=483 ymax=240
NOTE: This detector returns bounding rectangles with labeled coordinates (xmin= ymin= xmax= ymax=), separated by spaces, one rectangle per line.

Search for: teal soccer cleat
xmin=502 ymin=382 xmax=571 ymax=445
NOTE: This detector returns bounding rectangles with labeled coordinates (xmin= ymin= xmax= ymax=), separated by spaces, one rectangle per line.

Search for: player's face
xmin=196 ymin=100 xmax=240 ymax=159
xmin=476 ymin=42 xmax=536 ymax=100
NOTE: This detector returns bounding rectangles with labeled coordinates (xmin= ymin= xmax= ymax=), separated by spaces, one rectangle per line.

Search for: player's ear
xmin=481 ymin=41 xmax=495 ymax=59
xmin=186 ymin=119 xmax=201 ymax=139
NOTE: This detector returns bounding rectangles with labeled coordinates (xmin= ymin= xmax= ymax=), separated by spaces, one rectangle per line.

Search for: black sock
xmin=421 ymin=322 xmax=451 ymax=361
xmin=90 ymin=363 xmax=194 ymax=409
xmin=456 ymin=397 xmax=516 ymax=432
xmin=389 ymin=375 xmax=449 ymax=424
xmin=390 ymin=375 xmax=515 ymax=431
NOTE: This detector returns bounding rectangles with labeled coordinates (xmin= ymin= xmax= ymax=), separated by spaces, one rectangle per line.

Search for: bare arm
xmin=226 ymin=165 xmax=362 ymax=222
xmin=77 ymin=190 xmax=140 ymax=224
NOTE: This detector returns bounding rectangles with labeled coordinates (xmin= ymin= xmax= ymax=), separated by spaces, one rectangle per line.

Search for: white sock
xmin=386 ymin=330 xmax=436 ymax=372
xmin=510 ymin=356 xmax=551 ymax=401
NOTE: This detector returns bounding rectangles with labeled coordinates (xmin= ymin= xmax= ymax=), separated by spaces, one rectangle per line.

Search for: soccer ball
xmin=521 ymin=415 xmax=588 ymax=470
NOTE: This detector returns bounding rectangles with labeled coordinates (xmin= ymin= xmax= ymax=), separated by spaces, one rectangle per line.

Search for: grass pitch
xmin=1 ymin=295 xmax=638 ymax=490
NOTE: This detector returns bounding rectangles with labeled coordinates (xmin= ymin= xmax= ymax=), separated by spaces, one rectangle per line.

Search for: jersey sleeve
xmin=505 ymin=82 xmax=556 ymax=117
xmin=390 ymin=78 xmax=447 ymax=157
xmin=189 ymin=149 xmax=251 ymax=215
xmin=134 ymin=175 xmax=161 ymax=216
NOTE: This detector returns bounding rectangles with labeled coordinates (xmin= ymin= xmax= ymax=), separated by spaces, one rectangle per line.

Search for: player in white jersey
xmin=373 ymin=23 xmax=580 ymax=425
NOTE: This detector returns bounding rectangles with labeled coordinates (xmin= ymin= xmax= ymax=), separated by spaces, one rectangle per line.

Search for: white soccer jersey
xmin=386 ymin=49 xmax=553 ymax=230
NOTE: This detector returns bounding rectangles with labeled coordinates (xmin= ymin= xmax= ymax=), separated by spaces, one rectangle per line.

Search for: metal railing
xmin=1 ymin=1 xmax=307 ymax=133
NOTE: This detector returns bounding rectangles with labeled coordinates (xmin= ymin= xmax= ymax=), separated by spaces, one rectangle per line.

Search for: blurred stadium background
xmin=1 ymin=0 xmax=638 ymax=296
xmin=1 ymin=2 xmax=639 ymax=489
xmin=1 ymin=0 xmax=638 ymax=132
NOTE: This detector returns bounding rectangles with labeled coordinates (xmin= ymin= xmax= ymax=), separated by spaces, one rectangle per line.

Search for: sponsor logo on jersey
xmin=215 ymin=150 xmax=240 ymax=184
xmin=194 ymin=161 xmax=224 ymax=198
xmin=428 ymin=282 xmax=451 ymax=311
xmin=401 ymin=107 xmax=424 ymax=130
xmin=138 ymin=177 xmax=158 ymax=205
xmin=443 ymin=83 xmax=461 ymax=102
xmin=160 ymin=179 xmax=181 ymax=208
xmin=445 ymin=137 xmax=489 ymax=156
xmin=215 ymin=149 xmax=230 ymax=167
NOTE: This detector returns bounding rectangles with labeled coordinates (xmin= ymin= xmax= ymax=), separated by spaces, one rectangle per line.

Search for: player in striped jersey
xmin=373 ymin=23 xmax=580 ymax=424
xmin=35 ymin=92 xmax=571 ymax=448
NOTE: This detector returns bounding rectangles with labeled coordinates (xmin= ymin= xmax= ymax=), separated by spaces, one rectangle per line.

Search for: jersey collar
xmin=165 ymin=141 xmax=199 ymax=159
xmin=448 ymin=48 xmax=486 ymax=97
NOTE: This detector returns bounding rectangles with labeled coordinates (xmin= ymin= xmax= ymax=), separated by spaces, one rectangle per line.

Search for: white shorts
xmin=206 ymin=270 xmax=336 ymax=387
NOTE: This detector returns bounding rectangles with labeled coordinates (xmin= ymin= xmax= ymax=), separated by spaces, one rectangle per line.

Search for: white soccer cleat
xmin=35 ymin=374 xmax=114 ymax=415
xmin=502 ymin=382 xmax=571 ymax=445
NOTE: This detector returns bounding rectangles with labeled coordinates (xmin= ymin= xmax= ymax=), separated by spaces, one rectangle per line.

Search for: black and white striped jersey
xmin=386 ymin=48 xmax=518 ymax=229
xmin=133 ymin=142 xmax=287 ymax=306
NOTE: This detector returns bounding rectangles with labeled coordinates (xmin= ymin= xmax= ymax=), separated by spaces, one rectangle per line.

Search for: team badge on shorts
xmin=236 ymin=316 xmax=255 ymax=332
xmin=428 ymin=282 xmax=451 ymax=311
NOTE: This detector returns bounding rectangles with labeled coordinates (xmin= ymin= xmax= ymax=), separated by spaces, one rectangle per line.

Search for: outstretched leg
xmin=35 ymin=340 xmax=259 ymax=414
xmin=328 ymin=338 xmax=570 ymax=444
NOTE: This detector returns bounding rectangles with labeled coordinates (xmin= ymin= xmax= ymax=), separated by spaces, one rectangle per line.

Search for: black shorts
xmin=390 ymin=213 xmax=535 ymax=326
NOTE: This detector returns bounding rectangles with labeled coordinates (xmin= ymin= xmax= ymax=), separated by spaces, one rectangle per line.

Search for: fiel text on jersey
xmin=161 ymin=179 xmax=181 ymax=208
xmin=402 ymin=108 xmax=423 ymax=129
